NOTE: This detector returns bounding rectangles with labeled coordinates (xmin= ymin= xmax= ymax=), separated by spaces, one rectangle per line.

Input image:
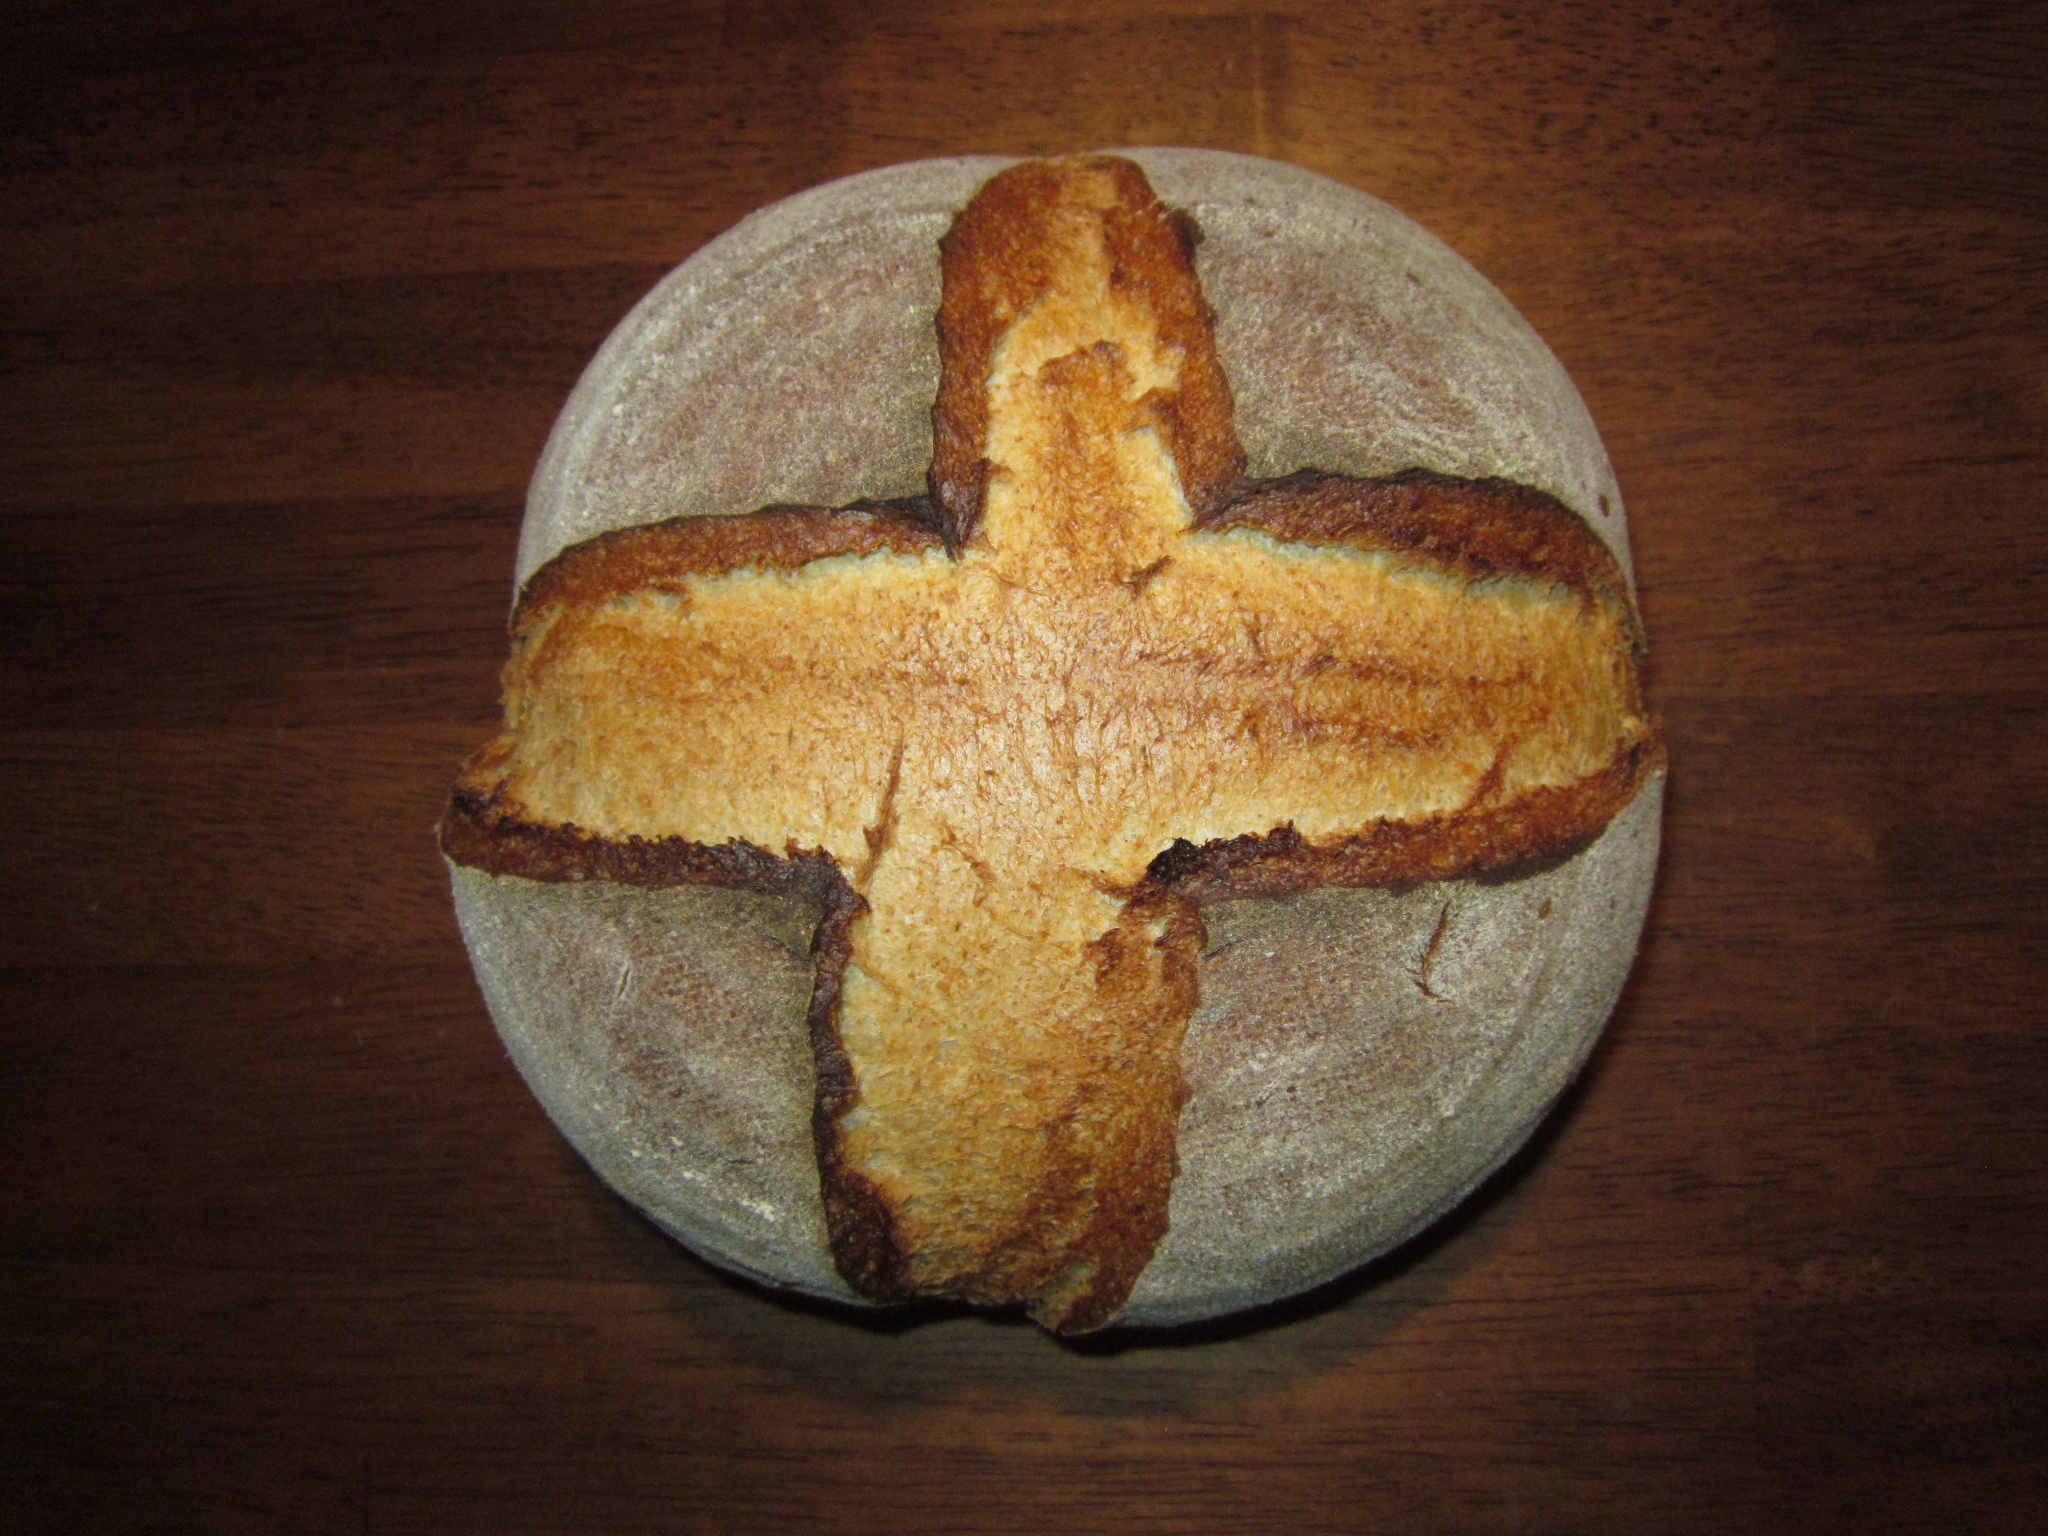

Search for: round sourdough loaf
xmin=449 ymin=149 xmax=1662 ymax=1329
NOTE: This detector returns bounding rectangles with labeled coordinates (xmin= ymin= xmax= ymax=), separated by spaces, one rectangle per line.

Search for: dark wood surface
xmin=4 ymin=3 xmax=2043 ymax=1531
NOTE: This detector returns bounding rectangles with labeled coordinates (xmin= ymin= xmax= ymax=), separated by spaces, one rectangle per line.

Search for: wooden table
xmin=4 ymin=4 xmax=2042 ymax=1531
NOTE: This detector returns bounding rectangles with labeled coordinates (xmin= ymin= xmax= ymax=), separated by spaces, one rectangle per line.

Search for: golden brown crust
xmin=1211 ymin=468 xmax=1639 ymax=618
xmin=930 ymin=154 xmax=1243 ymax=551
xmin=514 ymin=500 xmax=944 ymax=622
xmin=815 ymin=887 xmax=1204 ymax=1333
xmin=442 ymin=153 xmax=1659 ymax=1332
xmin=1140 ymin=735 xmax=1663 ymax=904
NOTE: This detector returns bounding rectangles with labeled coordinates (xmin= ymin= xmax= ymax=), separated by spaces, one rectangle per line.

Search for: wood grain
xmin=3 ymin=1 xmax=2044 ymax=1531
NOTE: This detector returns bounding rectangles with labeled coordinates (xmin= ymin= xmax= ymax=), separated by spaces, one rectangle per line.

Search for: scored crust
xmin=444 ymin=154 xmax=1659 ymax=1332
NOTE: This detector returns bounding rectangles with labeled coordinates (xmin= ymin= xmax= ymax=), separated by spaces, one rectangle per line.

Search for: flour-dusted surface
xmin=517 ymin=156 xmax=1005 ymax=588
xmin=451 ymin=871 xmax=857 ymax=1303
xmin=1126 ymin=780 xmax=1662 ymax=1325
xmin=1132 ymin=148 xmax=1632 ymax=580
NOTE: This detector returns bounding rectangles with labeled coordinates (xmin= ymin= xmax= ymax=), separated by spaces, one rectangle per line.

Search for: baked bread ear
xmin=446 ymin=151 xmax=1662 ymax=1333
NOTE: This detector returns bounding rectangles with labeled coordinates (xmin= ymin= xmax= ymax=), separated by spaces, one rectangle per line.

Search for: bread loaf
xmin=445 ymin=150 xmax=1662 ymax=1333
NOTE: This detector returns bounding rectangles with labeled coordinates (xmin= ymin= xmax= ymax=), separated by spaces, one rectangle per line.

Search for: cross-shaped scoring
xmin=445 ymin=156 xmax=1657 ymax=1332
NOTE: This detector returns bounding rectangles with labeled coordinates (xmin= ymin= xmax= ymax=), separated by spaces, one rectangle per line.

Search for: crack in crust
xmin=441 ymin=154 xmax=1659 ymax=1333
